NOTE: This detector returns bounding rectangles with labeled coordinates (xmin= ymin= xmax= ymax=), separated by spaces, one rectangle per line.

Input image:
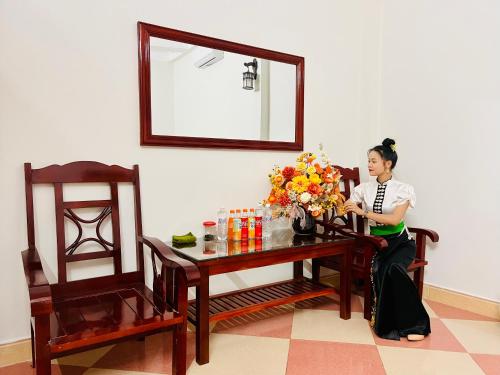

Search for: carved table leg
xmin=196 ymin=267 xmax=210 ymax=365
xmin=311 ymin=259 xmax=320 ymax=282
xmin=340 ymin=248 xmax=352 ymax=320
xmin=293 ymin=260 xmax=303 ymax=279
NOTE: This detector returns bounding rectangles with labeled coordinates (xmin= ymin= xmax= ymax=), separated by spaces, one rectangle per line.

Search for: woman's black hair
xmin=369 ymin=138 xmax=398 ymax=169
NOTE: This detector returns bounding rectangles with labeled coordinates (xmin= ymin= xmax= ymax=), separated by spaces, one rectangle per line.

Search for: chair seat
xmin=49 ymin=283 xmax=182 ymax=354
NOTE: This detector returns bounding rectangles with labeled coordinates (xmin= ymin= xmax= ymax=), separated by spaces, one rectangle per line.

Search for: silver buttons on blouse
xmin=373 ymin=184 xmax=387 ymax=225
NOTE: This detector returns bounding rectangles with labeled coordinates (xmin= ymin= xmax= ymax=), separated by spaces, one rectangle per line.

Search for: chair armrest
xmin=317 ymin=221 xmax=388 ymax=251
xmin=138 ymin=236 xmax=200 ymax=286
xmin=408 ymin=227 xmax=439 ymax=242
xmin=21 ymin=248 xmax=53 ymax=316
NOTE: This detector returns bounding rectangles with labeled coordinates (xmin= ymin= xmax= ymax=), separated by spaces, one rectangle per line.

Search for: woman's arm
xmin=344 ymin=201 xmax=410 ymax=226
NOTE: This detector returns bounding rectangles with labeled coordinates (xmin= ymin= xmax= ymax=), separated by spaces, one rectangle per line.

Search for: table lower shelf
xmin=187 ymin=278 xmax=336 ymax=324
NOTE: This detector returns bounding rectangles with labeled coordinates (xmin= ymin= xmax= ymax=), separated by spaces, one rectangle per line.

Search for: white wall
xmin=0 ymin=0 xmax=369 ymax=344
xmin=379 ymin=0 xmax=500 ymax=302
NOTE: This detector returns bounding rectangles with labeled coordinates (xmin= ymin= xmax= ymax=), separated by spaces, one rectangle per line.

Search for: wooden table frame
xmin=171 ymin=237 xmax=353 ymax=365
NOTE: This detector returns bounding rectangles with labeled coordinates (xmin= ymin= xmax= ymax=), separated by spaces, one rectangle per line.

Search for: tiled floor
xmin=1 ymin=296 xmax=499 ymax=375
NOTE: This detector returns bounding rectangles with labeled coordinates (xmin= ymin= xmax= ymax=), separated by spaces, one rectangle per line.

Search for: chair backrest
xmin=323 ymin=165 xmax=364 ymax=233
xmin=24 ymin=161 xmax=144 ymax=284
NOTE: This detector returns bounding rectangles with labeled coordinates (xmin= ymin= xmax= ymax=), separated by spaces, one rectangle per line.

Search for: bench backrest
xmin=24 ymin=161 xmax=144 ymax=284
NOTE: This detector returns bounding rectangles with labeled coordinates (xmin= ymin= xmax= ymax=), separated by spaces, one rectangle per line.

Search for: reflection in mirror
xmin=150 ymin=38 xmax=296 ymax=142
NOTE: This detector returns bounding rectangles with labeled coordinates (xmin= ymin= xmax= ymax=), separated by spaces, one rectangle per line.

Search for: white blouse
xmin=349 ymin=178 xmax=416 ymax=230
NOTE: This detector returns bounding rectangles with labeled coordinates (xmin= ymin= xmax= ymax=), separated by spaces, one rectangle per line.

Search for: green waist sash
xmin=370 ymin=221 xmax=405 ymax=236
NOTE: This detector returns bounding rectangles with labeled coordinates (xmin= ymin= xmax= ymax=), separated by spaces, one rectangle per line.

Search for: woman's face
xmin=368 ymin=151 xmax=391 ymax=177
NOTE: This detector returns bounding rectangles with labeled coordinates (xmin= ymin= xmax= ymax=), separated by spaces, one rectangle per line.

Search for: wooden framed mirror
xmin=138 ymin=22 xmax=304 ymax=150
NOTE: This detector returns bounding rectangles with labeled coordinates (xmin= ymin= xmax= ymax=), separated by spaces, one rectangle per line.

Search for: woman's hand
xmin=343 ymin=200 xmax=364 ymax=216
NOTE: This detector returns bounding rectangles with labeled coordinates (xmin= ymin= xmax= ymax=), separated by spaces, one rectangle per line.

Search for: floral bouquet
xmin=264 ymin=144 xmax=345 ymax=229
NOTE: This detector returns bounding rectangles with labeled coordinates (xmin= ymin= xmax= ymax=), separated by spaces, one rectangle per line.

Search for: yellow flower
xmin=309 ymin=173 xmax=321 ymax=185
xmin=306 ymin=166 xmax=316 ymax=175
xmin=273 ymin=175 xmax=284 ymax=186
xmin=296 ymin=162 xmax=307 ymax=171
xmin=291 ymin=175 xmax=310 ymax=193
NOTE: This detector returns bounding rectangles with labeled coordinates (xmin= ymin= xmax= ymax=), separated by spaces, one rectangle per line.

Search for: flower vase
xmin=292 ymin=210 xmax=316 ymax=236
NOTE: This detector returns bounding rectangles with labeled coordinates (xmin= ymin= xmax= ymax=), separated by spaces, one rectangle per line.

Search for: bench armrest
xmin=138 ymin=236 xmax=200 ymax=286
xmin=317 ymin=220 xmax=388 ymax=251
xmin=408 ymin=227 xmax=439 ymax=243
xmin=21 ymin=248 xmax=53 ymax=316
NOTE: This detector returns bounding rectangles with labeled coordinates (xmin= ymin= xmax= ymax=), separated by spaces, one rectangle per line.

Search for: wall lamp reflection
xmin=242 ymin=58 xmax=258 ymax=90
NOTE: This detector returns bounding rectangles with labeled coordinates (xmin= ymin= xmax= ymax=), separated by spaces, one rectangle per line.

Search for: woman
xmin=343 ymin=138 xmax=430 ymax=341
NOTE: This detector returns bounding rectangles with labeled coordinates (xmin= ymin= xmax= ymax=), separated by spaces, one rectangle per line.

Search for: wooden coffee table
xmin=169 ymin=231 xmax=354 ymax=364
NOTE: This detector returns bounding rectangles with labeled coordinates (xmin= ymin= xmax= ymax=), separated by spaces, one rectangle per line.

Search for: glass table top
xmin=167 ymin=229 xmax=350 ymax=262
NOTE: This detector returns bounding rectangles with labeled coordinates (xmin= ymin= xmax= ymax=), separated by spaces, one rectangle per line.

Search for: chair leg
xmin=34 ymin=315 xmax=51 ymax=375
xmin=413 ymin=268 xmax=424 ymax=299
xmin=172 ymin=322 xmax=187 ymax=375
xmin=30 ymin=322 xmax=35 ymax=368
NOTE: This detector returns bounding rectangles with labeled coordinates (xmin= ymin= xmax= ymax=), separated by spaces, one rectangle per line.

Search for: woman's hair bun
xmin=382 ymin=138 xmax=396 ymax=148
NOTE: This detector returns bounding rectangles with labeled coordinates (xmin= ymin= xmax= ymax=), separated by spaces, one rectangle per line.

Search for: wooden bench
xmin=22 ymin=162 xmax=200 ymax=375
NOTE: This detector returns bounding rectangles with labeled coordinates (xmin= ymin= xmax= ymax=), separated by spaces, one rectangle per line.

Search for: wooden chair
xmin=22 ymin=161 xmax=200 ymax=375
xmin=312 ymin=166 xmax=439 ymax=320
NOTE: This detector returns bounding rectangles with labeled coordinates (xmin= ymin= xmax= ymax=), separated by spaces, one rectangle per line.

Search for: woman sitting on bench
xmin=343 ymin=138 xmax=430 ymax=341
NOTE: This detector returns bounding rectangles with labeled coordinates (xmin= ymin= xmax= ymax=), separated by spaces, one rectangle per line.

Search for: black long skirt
xmin=371 ymin=230 xmax=431 ymax=340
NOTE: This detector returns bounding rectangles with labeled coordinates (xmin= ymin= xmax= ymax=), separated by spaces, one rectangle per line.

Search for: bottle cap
xmin=243 ymin=208 xmax=248 ymax=212
xmin=250 ymin=208 xmax=255 ymax=212
xmin=230 ymin=209 xmax=235 ymax=213
xmin=203 ymin=221 xmax=216 ymax=227
xmin=236 ymin=209 xmax=241 ymax=212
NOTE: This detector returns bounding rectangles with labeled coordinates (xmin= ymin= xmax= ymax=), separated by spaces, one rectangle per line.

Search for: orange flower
xmin=323 ymin=173 xmax=334 ymax=183
xmin=311 ymin=210 xmax=322 ymax=217
xmin=325 ymin=166 xmax=333 ymax=174
xmin=293 ymin=170 xmax=302 ymax=177
xmin=268 ymin=195 xmax=277 ymax=204
xmin=274 ymin=175 xmax=284 ymax=186
xmin=314 ymin=163 xmax=324 ymax=174
xmin=308 ymin=183 xmax=322 ymax=195
xmin=286 ymin=181 xmax=294 ymax=190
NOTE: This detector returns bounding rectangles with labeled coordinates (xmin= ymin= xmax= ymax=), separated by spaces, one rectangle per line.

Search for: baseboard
xmin=423 ymin=284 xmax=500 ymax=320
xmin=0 ymin=338 xmax=31 ymax=367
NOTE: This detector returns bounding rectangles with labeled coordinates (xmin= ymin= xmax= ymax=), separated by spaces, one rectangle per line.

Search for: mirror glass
xmin=138 ymin=22 xmax=304 ymax=150
xmin=150 ymin=38 xmax=297 ymax=142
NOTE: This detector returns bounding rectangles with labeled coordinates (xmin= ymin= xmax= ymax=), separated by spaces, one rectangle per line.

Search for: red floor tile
xmin=286 ymin=339 xmax=385 ymax=375
xmin=0 ymin=362 xmax=86 ymax=375
xmin=213 ymin=305 xmax=294 ymax=338
xmin=425 ymin=300 xmax=499 ymax=321
xmin=92 ymin=331 xmax=195 ymax=374
xmin=372 ymin=318 xmax=466 ymax=352
xmin=470 ymin=354 xmax=500 ymax=375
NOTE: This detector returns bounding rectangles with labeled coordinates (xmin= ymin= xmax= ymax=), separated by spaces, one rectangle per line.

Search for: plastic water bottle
xmin=262 ymin=204 xmax=273 ymax=239
xmin=217 ymin=208 xmax=228 ymax=240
